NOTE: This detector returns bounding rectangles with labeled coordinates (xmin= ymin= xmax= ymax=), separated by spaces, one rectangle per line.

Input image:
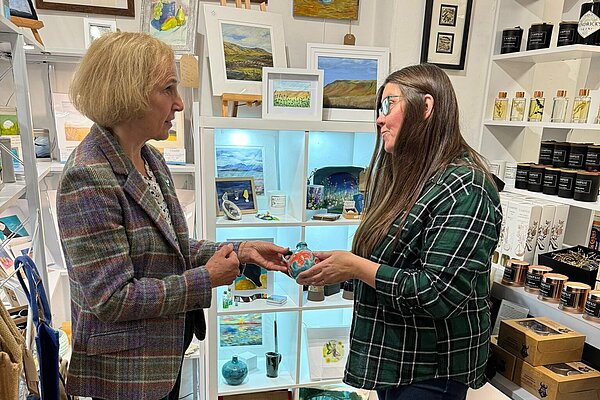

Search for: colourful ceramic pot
xmin=282 ymin=242 xmax=319 ymax=279
xmin=222 ymin=356 xmax=248 ymax=385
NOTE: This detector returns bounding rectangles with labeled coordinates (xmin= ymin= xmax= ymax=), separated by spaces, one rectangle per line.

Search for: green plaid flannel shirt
xmin=344 ymin=157 xmax=502 ymax=390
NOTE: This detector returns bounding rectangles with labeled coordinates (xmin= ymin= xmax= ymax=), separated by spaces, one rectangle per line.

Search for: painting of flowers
xmin=219 ymin=313 xmax=263 ymax=347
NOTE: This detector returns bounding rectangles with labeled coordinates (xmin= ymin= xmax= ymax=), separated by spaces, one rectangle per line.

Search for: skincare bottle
xmin=551 ymin=90 xmax=569 ymax=123
xmin=528 ymin=90 xmax=545 ymax=122
xmin=222 ymin=290 xmax=229 ymax=309
xmin=510 ymin=91 xmax=526 ymax=121
xmin=572 ymin=88 xmax=591 ymax=123
xmin=493 ymin=91 xmax=508 ymax=120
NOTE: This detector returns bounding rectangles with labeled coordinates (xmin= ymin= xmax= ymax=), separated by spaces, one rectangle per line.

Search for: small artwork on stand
xmin=215 ymin=177 xmax=258 ymax=216
xmin=219 ymin=313 xmax=263 ymax=347
xmin=262 ymin=67 xmax=323 ymax=121
xmin=216 ymin=146 xmax=265 ymax=195
xmin=141 ymin=0 xmax=198 ymax=53
xmin=293 ymin=0 xmax=359 ymax=20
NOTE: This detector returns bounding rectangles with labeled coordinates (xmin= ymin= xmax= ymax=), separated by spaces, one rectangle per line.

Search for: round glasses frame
xmin=378 ymin=95 xmax=402 ymax=116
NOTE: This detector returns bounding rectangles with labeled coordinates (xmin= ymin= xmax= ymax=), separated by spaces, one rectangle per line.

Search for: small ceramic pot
xmin=222 ymin=356 xmax=248 ymax=385
xmin=282 ymin=242 xmax=320 ymax=279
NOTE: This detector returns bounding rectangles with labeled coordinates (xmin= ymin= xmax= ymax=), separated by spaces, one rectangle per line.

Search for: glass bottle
xmin=571 ymin=88 xmax=591 ymax=123
xmin=550 ymin=90 xmax=569 ymax=123
xmin=510 ymin=91 xmax=526 ymax=121
xmin=528 ymin=90 xmax=545 ymax=122
xmin=493 ymin=91 xmax=508 ymax=120
xmin=222 ymin=290 xmax=229 ymax=309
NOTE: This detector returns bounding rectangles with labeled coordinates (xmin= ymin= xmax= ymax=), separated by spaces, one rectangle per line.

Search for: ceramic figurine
xmin=222 ymin=356 xmax=248 ymax=385
xmin=282 ymin=242 xmax=320 ymax=279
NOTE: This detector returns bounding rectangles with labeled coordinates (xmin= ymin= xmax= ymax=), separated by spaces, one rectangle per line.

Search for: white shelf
xmin=304 ymin=218 xmax=361 ymax=226
xmin=483 ymin=120 xmax=600 ymax=130
xmin=492 ymin=45 xmax=600 ymax=64
xmin=218 ymin=357 xmax=295 ymax=396
xmin=217 ymin=297 xmax=300 ymax=315
xmin=44 ymin=160 xmax=195 ymax=175
xmin=200 ymin=116 xmax=375 ymax=133
xmin=302 ymin=291 xmax=354 ymax=310
xmin=491 ymin=281 xmax=600 ymax=349
xmin=216 ymin=213 xmax=302 ymax=227
xmin=504 ymin=187 xmax=600 ymax=212
xmin=490 ymin=374 xmax=537 ymax=400
xmin=0 ymin=162 xmax=52 ymax=214
xmin=0 ymin=15 xmax=44 ymax=51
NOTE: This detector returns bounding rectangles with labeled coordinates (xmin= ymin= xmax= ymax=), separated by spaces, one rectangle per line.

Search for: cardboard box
xmin=491 ymin=335 xmax=517 ymax=381
xmin=538 ymin=245 xmax=599 ymax=288
xmin=519 ymin=360 xmax=600 ymax=400
xmin=498 ymin=317 xmax=585 ymax=366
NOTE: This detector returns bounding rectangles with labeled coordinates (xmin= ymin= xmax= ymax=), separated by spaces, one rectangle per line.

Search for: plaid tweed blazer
xmin=57 ymin=125 xmax=216 ymax=400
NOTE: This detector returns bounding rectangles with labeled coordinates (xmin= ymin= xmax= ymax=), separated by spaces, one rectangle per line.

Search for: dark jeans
xmin=93 ymin=313 xmax=194 ymax=400
xmin=376 ymin=378 xmax=468 ymax=400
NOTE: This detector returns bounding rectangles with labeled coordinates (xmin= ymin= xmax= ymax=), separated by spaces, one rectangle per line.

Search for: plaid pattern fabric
xmin=57 ymin=125 xmax=220 ymax=400
xmin=344 ymin=157 xmax=502 ymax=390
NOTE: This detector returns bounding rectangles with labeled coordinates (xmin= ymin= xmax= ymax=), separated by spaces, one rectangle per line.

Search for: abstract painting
xmin=293 ymin=0 xmax=359 ymax=20
xmin=141 ymin=0 xmax=197 ymax=53
xmin=216 ymin=146 xmax=265 ymax=195
xmin=222 ymin=23 xmax=273 ymax=82
xmin=219 ymin=313 xmax=263 ymax=347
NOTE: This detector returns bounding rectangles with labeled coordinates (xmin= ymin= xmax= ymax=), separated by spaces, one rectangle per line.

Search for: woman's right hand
xmin=205 ymin=244 xmax=240 ymax=287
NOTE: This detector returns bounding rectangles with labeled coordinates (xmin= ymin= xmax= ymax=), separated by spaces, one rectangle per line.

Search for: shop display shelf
xmin=504 ymin=187 xmax=600 ymax=212
xmin=491 ymin=45 xmax=600 ymax=64
xmin=483 ymin=120 xmax=600 ymax=131
xmin=301 ymin=291 xmax=354 ymax=310
xmin=490 ymin=374 xmax=538 ymax=400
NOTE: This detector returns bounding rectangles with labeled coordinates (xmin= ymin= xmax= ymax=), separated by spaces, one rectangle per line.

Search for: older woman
xmin=57 ymin=32 xmax=287 ymax=400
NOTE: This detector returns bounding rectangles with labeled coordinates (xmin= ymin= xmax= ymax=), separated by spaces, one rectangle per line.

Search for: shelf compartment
xmin=504 ymin=187 xmax=600 ymax=212
xmin=216 ymin=213 xmax=302 ymax=227
xmin=483 ymin=120 xmax=600 ymax=131
xmin=217 ymin=357 xmax=295 ymax=396
xmin=492 ymin=45 xmax=600 ymax=64
xmin=491 ymin=281 xmax=600 ymax=349
xmin=301 ymin=290 xmax=353 ymax=310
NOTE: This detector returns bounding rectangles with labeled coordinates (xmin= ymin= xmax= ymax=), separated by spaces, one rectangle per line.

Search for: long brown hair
xmin=352 ymin=64 xmax=492 ymax=258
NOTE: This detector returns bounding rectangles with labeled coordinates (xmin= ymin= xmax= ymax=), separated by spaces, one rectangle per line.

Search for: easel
xmin=219 ymin=0 xmax=267 ymax=117
xmin=10 ymin=16 xmax=44 ymax=46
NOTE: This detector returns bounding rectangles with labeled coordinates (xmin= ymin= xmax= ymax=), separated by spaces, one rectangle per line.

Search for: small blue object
xmin=222 ymin=356 xmax=248 ymax=385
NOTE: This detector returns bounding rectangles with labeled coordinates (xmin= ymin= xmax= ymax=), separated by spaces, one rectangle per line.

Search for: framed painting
xmin=219 ymin=313 xmax=264 ymax=347
xmin=227 ymin=237 xmax=275 ymax=299
xmin=307 ymin=43 xmax=389 ymax=122
xmin=146 ymin=111 xmax=185 ymax=150
xmin=141 ymin=0 xmax=198 ymax=53
xmin=262 ymin=67 xmax=323 ymax=121
xmin=216 ymin=146 xmax=265 ymax=195
xmin=420 ymin=0 xmax=473 ymax=70
xmin=293 ymin=0 xmax=358 ymax=20
xmin=35 ymin=0 xmax=134 ymax=17
xmin=52 ymin=93 xmax=93 ymax=163
xmin=9 ymin=0 xmax=38 ymax=19
xmin=83 ymin=17 xmax=117 ymax=49
xmin=203 ymin=3 xmax=287 ymax=96
xmin=0 ymin=214 xmax=29 ymax=241
xmin=215 ymin=177 xmax=258 ymax=216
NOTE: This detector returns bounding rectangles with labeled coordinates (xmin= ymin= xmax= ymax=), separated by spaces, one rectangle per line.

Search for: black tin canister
xmin=557 ymin=21 xmax=579 ymax=46
xmin=515 ymin=163 xmax=531 ymax=189
xmin=538 ymin=140 xmax=555 ymax=165
xmin=527 ymin=23 xmax=554 ymax=50
xmin=574 ymin=171 xmax=600 ymax=202
xmin=558 ymin=169 xmax=577 ymax=198
xmin=543 ymin=167 xmax=561 ymax=195
xmin=568 ymin=143 xmax=589 ymax=169
xmin=501 ymin=26 xmax=524 ymax=53
xmin=552 ymin=142 xmax=571 ymax=168
xmin=578 ymin=1 xmax=600 ymax=45
xmin=528 ymin=164 xmax=545 ymax=192
xmin=585 ymin=144 xmax=600 ymax=170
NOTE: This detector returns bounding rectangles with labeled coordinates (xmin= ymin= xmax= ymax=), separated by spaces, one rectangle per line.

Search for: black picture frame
xmin=420 ymin=0 xmax=473 ymax=70
xmin=10 ymin=0 xmax=38 ymax=19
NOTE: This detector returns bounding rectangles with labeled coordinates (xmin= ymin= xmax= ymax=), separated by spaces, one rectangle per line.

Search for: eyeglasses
xmin=378 ymin=95 xmax=402 ymax=116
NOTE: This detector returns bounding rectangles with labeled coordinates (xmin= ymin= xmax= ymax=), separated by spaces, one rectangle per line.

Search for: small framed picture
xmin=83 ymin=17 xmax=117 ymax=49
xmin=215 ymin=177 xmax=257 ymax=216
xmin=262 ymin=67 xmax=324 ymax=121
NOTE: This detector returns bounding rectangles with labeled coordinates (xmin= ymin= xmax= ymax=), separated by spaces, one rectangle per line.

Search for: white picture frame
xmin=83 ymin=17 xmax=117 ymax=49
xmin=262 ymin=67 xmax=323 ymax=121
xmin=52 ymin=93 xmax=94 ymax=163
xmin=307 ymin=43 xmax=389 ymax=122
xmin=203 ymin=4 xmax=287 ymax=96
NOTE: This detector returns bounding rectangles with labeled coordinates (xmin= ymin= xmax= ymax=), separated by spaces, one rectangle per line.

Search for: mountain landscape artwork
xmin=221 ymin=22 xmax=274 ymax=81
xmin=318 ymin=56 xmax=377 ymax=110
xmin=216 ymin=146 xmax=265 ymax=195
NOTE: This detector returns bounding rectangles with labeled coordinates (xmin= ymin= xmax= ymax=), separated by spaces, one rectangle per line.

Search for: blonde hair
xmin=69 ymin=32 xmax=174 ymax=127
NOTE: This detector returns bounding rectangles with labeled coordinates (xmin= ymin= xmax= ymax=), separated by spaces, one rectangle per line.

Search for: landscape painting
xmin=273 ymin=80 xmax=311 ymax=108
xmin=216 ymin=146 xmax=265 ymax=195
xmin=221 ymin=22 xmax=274 ymax=81
xmin=219 ymin=313 xmax=263 ymax=347
xmin=293 ymin=0 xmax=359 ymax=20
xmin=317 ymin=56 xmax=377 ymax=110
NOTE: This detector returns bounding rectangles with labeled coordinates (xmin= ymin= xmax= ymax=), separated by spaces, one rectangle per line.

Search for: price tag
xmin=179 ymin=54 xmax=199 ymax=88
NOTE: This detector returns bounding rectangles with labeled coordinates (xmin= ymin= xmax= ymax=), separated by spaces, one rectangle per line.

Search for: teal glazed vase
xmin=282 ymin=242 xmax=320 ymax=279
xmin=222 ymin=356 xmax=248 ymax=385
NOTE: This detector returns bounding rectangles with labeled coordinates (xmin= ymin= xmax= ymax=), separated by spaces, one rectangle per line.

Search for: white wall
xmin=6 ymin=0 xmax=496 ymax=149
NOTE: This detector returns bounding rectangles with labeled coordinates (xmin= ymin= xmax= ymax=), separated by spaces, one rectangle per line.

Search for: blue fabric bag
xmin=15 ymin=256 xmax=61 ymax=400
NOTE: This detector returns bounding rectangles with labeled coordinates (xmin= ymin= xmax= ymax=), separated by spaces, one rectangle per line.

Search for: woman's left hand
xmin=238 ymin=241 xmax=289 ymax=273
xmin=296 ymin=250 xmax=360 ymax=286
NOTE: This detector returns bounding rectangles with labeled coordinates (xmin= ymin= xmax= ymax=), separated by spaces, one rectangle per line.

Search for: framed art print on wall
xmin=83 ymin=17 xmax=116 ymax=49
xmin=307 ymin=43 xmax=389 ymax=122
xmin=35 ymin=0 xmax=134 ymax=17
xmin=141 ymin=0 xmax=198 ymax=53
xmin=203 ymin=3 xmax=286 ymax=96
xmin=262 ymin=67 xmax=323 ymax=121
xmin=420 ymin=0 xmax=473 ymax=70
xmin=215 ymin=177 xmax=258 ymax=216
